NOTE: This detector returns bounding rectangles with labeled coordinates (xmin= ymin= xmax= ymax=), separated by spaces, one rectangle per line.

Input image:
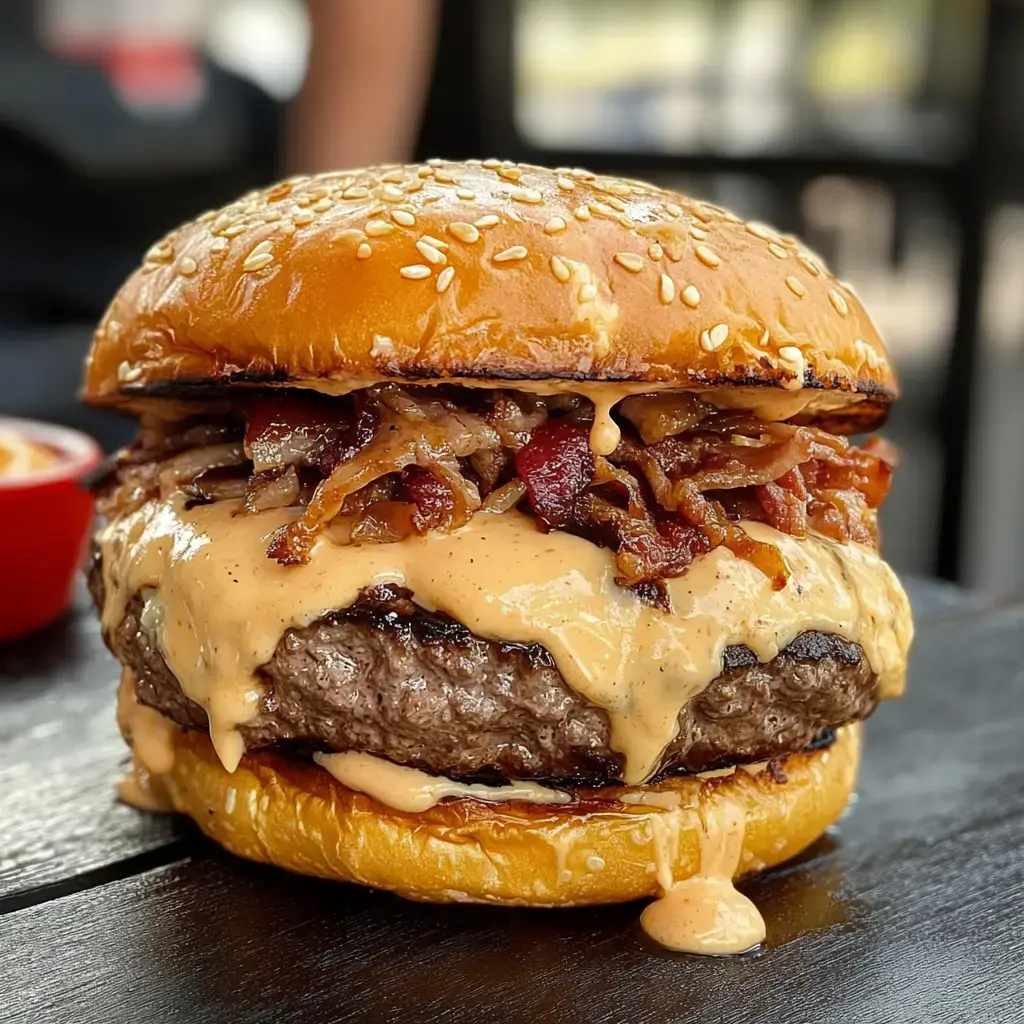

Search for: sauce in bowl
xmin=0 ymin=418 xmax=102 ymax=641
xmin=0 ymin=430 xmax=62 ymax=478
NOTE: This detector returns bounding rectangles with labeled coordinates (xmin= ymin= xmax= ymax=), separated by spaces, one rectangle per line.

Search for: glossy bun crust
xmin=84 ymin=161 xmax=896 ymax=425
xmin=156 ymin=725 xmax=860 ymax=906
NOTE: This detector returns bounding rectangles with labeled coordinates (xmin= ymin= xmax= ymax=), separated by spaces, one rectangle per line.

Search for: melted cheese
xmin=314 ymin=751 xmax=571 ymax=813
xmin=97 ymin=501 xmax=912 ymax=782
xmin=640 ymin=796 xmax=765 ymax=955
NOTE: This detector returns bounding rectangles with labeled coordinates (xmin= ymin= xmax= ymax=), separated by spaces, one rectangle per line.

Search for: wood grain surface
xmin=0 ymin=603 xmax=188 ymax=906
xmin=1 ymin=582 xmax=1021 ymax=1024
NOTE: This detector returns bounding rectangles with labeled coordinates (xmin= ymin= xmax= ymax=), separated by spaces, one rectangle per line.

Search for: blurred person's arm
xmin=290 ymin=0 xmax=439 ymax=172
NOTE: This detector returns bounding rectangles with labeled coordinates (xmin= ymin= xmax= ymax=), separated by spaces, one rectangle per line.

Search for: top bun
xmin=83 ymin=160 xmax=896 ymax=425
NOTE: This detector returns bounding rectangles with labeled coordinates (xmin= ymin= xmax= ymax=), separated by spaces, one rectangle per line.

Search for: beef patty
xmin=97 ymin=570 xmax=879 ymax=786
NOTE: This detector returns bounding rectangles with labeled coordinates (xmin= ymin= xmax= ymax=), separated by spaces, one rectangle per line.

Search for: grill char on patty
xmin=95 ymin=561 xmax=879 ymax=786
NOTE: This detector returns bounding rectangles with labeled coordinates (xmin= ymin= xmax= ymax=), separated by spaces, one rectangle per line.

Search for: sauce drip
xmin=641 ymin=797 xmax=765 ymax=955
xmin=585 ymin=393 xmax=622 ymax=456
xmin=98 ymin=501 xmax=912 ymax=781
xmin=315 ymin=750 xmax=571 ymax=813
xmin=115 ymin=670 xmax=178 ymax=812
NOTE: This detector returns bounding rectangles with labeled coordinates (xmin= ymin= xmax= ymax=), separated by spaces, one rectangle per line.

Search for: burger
xmin=84 ymin=159 xmax=913 ymax=955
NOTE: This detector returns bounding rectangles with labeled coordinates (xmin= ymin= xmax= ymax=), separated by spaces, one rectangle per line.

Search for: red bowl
xmin=0 ymin=417 xmax=103 ymax=641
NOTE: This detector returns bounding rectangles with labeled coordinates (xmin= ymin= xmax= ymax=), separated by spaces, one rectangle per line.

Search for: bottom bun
xmin=156 ymin=725 xmax=861 ymax=907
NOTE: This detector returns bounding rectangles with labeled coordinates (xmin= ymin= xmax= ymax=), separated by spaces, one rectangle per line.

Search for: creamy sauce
xmin=272 ymin=378 xmax=866 ymax=423
xmin=115 ymin=670 xmax=178 ymax=812
xmin=0 ymin=430 xmax=59 ymax=477
xmin=640 ymin=797 xmax=765 ymax=955
xmin=98 ymin=502 xmax=912 ymax=782
xmin=314 ymin=750 xmax=571 ymax=813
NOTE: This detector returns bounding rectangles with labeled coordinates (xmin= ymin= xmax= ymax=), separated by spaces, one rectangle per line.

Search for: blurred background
xmin=0 ymin=0 xmax=1021 ymax=594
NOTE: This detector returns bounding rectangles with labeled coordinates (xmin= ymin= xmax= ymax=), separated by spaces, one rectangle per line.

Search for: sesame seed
xmin=614 ymin=252 xmax=644 ymax=273
xmin=144 ymin=243 xmax=173 ymax=263
xmin=665 ymin=203 xmax=683 ymax=218
xmin=550 ymin=255 xmax=571 ymax=282
xmin=400 ymin=264 xmax=431 ymax=280
xmin=427 ymin=158 xmax=444 ymax=166
xmin=572 ymin=167 xmax=596 ymax=180
xmin=506 ymin=209 xmax=524 ymax=223
xmin=798 ymin=253 xmax=822 ymax=277
xmin=295 ymin=196 xmax=311 ymax=208
xmin=196 ymin=209 xmax=218 ymax=224
xmin=512 ymin=187 xmax=543 ymax=204
xmin=420 ymin=234 xmax=449 ymax=250
xmin=785 ymin=276 xmax=807 ymax=297
xmin=436 ymin=266 xmax=455 ymax=293
xmin=759 ymin=328 xmax=770 ymax=346
xmin=381 ymin=185 xmax=404 ymax=202
xmin=574 ymin=206 xmax=591 ymax=221
xmin=416 ymin=239 xmax=447 ymax=265
xmin=417 ymin=166 xmax=434 ymax=178
xmin=293 ymin=209 xmax=315 ymax=226
xmin=493 ymin=245 xmax=528 ymax=263
xmin=406 ymin=180 xmax=424 ymax=193
xmin=544 ymin=216 xmax=567 ymax=234
xmin=391 ymin=209 xmax=416 ymax=227
xmin=474 ymin=214 xmax=500 ymax=228
xmin=263 ymin=208 xmax=283 ymax=223
xmin=242 ymin=251 xmax=274 ymax=272
xmin=589 ymin=202 xmax=617 ymax=218
xmin=746 ymin=222 xmax=778 ymax=242
xmin=618 ymin=214 xmax=635 ymax=229
xmin=648 ymin=243 xmax=664 ymax=261
xmin=695 ymin=245 xmax=720 ymax=268
xmin=681 ymin=284 xmax=700 ymax=307
xmin=381 ymin=171 xmax=406 ymax=183
xmin=178 ymin=256 xmax=197 ymax=275
xmin=312 ymin=198 xmax=333 ymax=213
xmin=604 ymin=196 xmax=627 ymax=212
xmin=210 ymin=237 xmax=229 ymax=252
xmin=829 ymin=289 xmax=848 ymax=316
xmin=710 ymin=323 xmax=730 ymax=349
xmin=768 ymin=243 xmax=789 ymax=259
xmin=223 ymin=224 xmax=246 ymax=237
xmin=448 ymin=221 xmax=480 ymax=244
xmin=306 ymin=186 xmax=329 ymax=202
xmin=596 ymin=178 xmax=631 ymax=197
xmin=456 ymin=189 xmax=476 ymax=201
xmin=482 ymin=158 xmax=501 ymax=168
xmin=211 ymin=213 xmax=234 ymax=233
xmin=434 ymin=171 xmax=456 ymax=184
xmin=365 ymin=219 xmax=395 ymax=237
xmin=337 ymin=229 xmax=367 ymax=243
xmin=557 ymin=176 xmax=576 ymax=191
xmin=497 ymin=167 xmax=522 ymax=182
xmin=659 ymin=274 xmax=676 ymax=304
xmin=343 ymin=186 xmax=370 ymax=200
xmin=357 ymin=243 xmax=372 ymax=259
xmin=689 ymin=225 xmax=708 ymax=240
xmin=579 ymin=283 xmax=598 ymax=303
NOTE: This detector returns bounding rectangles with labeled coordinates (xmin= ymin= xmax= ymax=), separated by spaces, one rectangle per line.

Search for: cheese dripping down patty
xmin=97 ymin=499 xmax=912 ymax=783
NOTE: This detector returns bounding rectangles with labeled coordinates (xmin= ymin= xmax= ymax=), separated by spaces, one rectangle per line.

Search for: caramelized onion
xmin=619 ymin=393 xmax=714 ymax=444
xmin=481 ymin=478 xmax=527 ymax=513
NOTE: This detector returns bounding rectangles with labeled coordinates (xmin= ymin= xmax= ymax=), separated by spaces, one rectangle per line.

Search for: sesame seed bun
xmin=83 ymin=160 xmax=896 ymax=428
xmin=154 ymin=724 xmax=860 ymax=906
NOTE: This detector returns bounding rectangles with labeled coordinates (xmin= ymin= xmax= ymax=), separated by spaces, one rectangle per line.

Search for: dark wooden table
xmin=2 ymin=581 xmax=1022 ymax=1024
